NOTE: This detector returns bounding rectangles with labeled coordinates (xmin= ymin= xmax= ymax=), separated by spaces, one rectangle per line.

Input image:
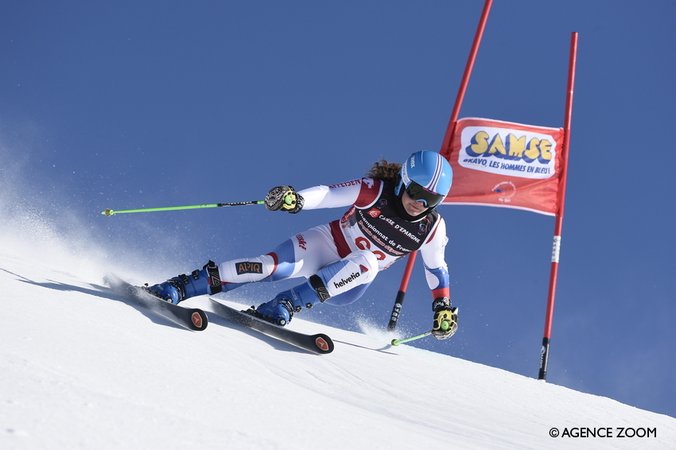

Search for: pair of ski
xmin=105 ymin=276 xmax=333 ymax=354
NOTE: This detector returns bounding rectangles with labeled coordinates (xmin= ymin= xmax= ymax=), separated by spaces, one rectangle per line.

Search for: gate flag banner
xmin=441 ymin=117 xmax=565 ymax=216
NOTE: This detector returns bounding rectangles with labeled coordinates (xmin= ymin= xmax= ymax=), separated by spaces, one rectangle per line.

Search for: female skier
xmin=146 ymin=150 xmax=458 ymax=339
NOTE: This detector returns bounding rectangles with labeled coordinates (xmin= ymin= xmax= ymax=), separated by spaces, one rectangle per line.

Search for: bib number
xmin=355 ymin=237 xmax=386 ymax=261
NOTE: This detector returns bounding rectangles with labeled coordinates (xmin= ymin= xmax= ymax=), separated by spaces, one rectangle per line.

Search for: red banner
xmin=441 ymin=117 xmax=565 ymax=215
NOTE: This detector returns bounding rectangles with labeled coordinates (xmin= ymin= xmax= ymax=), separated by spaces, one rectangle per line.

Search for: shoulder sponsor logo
xmin=329 ymin=179 xmax=362 ymax=189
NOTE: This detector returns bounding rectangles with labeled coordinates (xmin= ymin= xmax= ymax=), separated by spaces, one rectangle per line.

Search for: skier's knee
xmin=314 ymin=251 xmax=377 ymax=298
xmin=351 ymin=250 xmax=379 ymax=280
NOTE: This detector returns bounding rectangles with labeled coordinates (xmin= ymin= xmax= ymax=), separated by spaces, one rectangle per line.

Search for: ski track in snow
xmin=1 ymin=227 xmax=675 ymax=450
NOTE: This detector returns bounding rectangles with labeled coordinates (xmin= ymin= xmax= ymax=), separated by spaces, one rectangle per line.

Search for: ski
xmin=104 ymin=275 xmax=208 ymax=331
xmin=207 ymin=297 xmax=334 ymax=354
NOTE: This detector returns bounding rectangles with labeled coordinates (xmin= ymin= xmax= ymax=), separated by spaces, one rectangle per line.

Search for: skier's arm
xmin=265 ymin=178 xmax=377 ymax=213
xmin=298 ymin=178 xmax=374 ymax=210
xmin=419 ymin=217 xmax=450 ymax=300
xmin=419 ymin=217 xmax=458 ymax=340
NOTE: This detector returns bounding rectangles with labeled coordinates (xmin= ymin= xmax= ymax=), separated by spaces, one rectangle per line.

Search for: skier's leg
xmin=217 ymin=225 xmax=341 ymax=287
xmin=145 ymin=260 xmax=223 ymax=304
xmin=324 ymin=281 xmax=371 ymax=306
xmin=146 ymin=225 xmax=338 ymax=304
xmin=255 ymin=250 xmax=379 ymax=325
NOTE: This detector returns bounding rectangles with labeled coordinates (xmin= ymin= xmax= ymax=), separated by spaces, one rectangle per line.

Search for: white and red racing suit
xmin=217 ymin=178 xmax=450 ymax=305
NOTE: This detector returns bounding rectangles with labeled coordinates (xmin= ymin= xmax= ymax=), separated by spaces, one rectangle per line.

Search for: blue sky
xmin=2 ymin=1 xmax=675 ymax=417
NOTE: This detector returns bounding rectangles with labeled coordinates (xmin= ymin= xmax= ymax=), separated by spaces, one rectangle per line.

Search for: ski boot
xmin=145 ymin=260 xmax=222 ymax=304
xmin=252 ymin=275 xmax=329 ymax=326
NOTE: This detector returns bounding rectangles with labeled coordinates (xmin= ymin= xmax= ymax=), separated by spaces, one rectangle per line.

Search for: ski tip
xmin=189 ymin=310 xmax=209 ymax=331
xmin=313 ymin=334 xmax=334 ymax=354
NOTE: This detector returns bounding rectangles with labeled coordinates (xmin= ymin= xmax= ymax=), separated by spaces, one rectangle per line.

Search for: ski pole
xmin=101 ymin=200 xmax=264 ymax=216
xmin=390 ymin=331 xmax=432 ymax=346
xmin=390 ymin=321 xmax=453 ymax=346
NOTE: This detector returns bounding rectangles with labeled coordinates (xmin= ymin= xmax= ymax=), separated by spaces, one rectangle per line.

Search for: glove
xmin=265 ymin=185 xmax=304 ymax=214
xmin=432 ymin=297 xmax=458 ymax=340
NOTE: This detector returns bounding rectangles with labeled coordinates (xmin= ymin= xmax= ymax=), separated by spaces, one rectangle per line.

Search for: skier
xmin=146 ymin=150 xmax=458 ymax=339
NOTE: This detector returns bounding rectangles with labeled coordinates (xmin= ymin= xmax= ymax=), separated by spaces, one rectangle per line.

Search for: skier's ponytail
xmin=367 ymin=160 xmax=401 ymax=182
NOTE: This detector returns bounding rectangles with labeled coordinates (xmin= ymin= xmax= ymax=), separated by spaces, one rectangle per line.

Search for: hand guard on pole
xmin=432 ymin=297 xmax=458 ymax=340
xmin=265 ymin=186 xmax=304 ymax=214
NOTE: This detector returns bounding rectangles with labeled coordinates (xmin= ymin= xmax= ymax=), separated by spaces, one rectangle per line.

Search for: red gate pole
xmin=538 ymin=32 xmax=579 ymax=380
xmin=440 ymin=0 xmax=494 ymax=157
xmin=388 ymin=0 xmax=493 ymax=330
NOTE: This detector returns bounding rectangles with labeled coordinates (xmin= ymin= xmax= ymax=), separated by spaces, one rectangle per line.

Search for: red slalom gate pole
xmin=388 ymin=0 xmax=493 ymax=330
xmin=388 ymin=252 xmax=417 ymax=330
xmin=440 ymin=0 xmax=494 ymax=158
xmin=538 ymin=32 xmax=579 ymax=380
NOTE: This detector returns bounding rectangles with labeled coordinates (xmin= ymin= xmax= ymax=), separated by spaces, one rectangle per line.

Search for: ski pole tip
xmin=101 ymin=208 xmax=115 ymax=216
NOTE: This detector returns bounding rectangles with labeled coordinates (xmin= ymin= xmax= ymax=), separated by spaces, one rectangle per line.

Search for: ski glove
xmin=265 ymin=185 xmax=304 ymax=214
xmin=432 ymin=297 xmax=458 ymax=340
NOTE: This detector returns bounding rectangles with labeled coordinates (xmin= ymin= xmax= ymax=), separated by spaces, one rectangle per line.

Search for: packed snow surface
xmin=1 ymin=229 xmax=674 ymax=450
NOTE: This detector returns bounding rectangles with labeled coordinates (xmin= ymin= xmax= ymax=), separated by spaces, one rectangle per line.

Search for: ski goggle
xmin=405 ymin=181 xmax=445 ymax=208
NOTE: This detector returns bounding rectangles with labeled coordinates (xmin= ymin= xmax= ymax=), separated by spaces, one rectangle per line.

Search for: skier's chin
xmin=403 ymin=200 xmax=426 ymax=216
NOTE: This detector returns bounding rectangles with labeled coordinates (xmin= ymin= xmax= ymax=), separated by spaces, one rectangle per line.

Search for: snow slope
xmin=1 ymin=228 xmax=675 ymax=450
